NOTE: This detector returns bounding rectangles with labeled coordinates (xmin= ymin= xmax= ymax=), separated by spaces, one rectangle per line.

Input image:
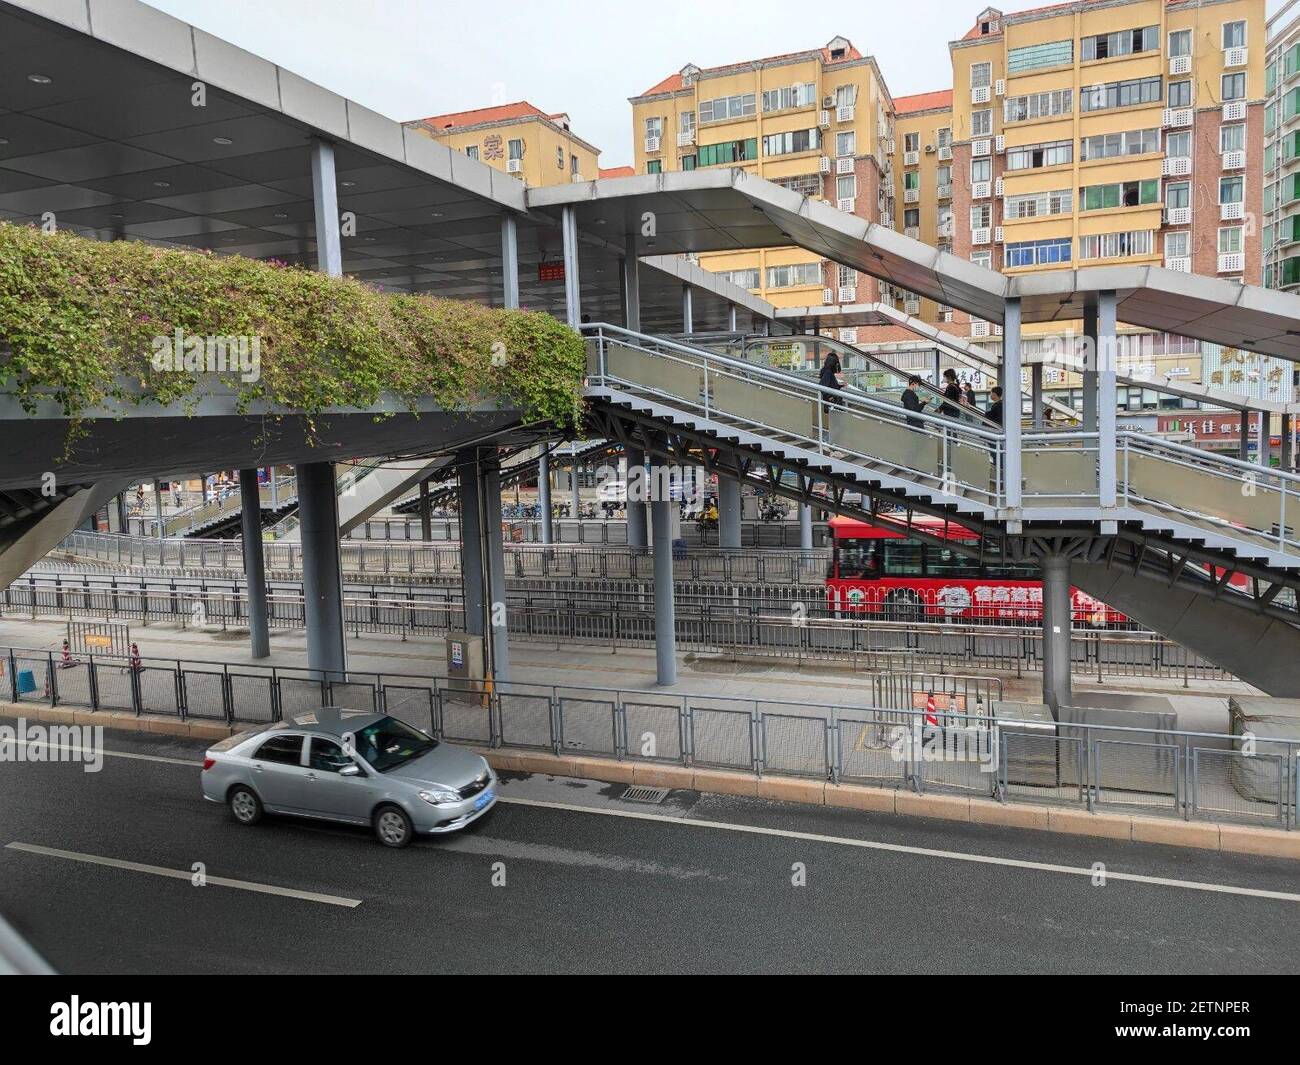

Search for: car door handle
xmin=305 ymin=773 xmax=317 ymax=782
xmin=252 ymin=765 xmax=263 ymax=773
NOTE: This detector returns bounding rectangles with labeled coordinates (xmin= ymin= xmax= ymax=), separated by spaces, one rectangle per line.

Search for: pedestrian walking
xmin=986 ymin=386 xmax=1005 ymax=426
xmin=902 ymin=375 xmax=927 ymax=429
xmin=940 ymin=368 xmax=962 ymax=418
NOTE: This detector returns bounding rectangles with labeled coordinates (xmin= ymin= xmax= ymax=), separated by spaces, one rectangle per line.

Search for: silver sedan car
xmin=201 ymin=708 xmax=498 ymax=847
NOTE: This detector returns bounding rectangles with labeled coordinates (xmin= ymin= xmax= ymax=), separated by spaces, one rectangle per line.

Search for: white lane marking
xmin=13 ymin=738 xmax=199 ymax=767
xmin=5 ymin=843 xmax=362 ymax=909
xmin=496 ymin=797 xmax=1300 ymax=905
xmin=44 ymin=744 xmax=1300 ymax=904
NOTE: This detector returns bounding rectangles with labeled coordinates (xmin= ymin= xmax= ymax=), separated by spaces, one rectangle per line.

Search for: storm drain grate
xmin=620 ymin=785 xmax=670 ymax=805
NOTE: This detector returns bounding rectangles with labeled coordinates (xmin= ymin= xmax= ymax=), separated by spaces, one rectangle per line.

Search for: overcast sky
xmin=144 ymin=0 xmax=1292 ymax=170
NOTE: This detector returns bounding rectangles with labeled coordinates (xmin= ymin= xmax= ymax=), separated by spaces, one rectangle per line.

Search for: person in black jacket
xmin=986 ymin=386 xmax=1004 ymax=426
xmin=940 ymin=367 xmax=962 ymax=418
xmin=819 ymin=349 xmax=843 ymax=402
xmin=902 ymin=375 xmax=926 ymax=428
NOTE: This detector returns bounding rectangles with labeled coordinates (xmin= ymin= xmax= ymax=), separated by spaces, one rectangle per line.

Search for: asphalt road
xmin=1 ymin=728 xmax=1298 ymax=974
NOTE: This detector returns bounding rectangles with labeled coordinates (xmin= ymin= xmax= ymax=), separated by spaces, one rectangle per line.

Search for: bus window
xmin=838 ymin=539 xmax=878 ymax=579
xmin=881 ymin=539 xmax=923 ymax=576
xmin=925 ymin=545 xmax=982 ymax=578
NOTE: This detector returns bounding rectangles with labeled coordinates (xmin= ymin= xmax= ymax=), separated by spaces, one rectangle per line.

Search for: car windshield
xmin=349 ymin=717 xmax=438 ymax=772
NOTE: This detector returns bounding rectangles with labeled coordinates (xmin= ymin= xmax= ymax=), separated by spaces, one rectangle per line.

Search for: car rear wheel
xmin=229 ymin=785 xmax=262 ymax=826
xmin=373 ymin=805 xmax=413 ymax=848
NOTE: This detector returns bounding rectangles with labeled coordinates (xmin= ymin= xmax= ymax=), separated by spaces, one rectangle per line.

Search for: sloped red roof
xmin=598 ymin=166 xmax=635 ymax=178
xmin=961 ymin=0 xmax=1181 ymax=40
xmin=416 ymin=101 xmax=549 ymax=130
xmin=638 ymin=41 xmax=864 ymax=98
xmin=894 ymin=90 xmax=954 ymax=115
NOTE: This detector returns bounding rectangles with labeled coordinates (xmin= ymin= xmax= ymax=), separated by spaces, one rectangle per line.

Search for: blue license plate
xmin=474 ymin=789 xmax=494 ymax=811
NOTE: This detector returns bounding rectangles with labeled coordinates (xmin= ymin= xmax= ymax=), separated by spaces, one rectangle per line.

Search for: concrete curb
xmin=4 ymin=704 xmax=1296 ymax=860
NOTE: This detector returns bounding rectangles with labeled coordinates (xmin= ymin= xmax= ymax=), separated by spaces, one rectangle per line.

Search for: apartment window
xmin=971 ymin=109 xmax=993 ymax=136
xmin=1080 ymin=127 xmax=1161 ymax=160
xmin=1079 ymin=230 xmax=1154 ymax=259
xmin=1004 ymin=189 xmax=1073 ymax=219
xmin=936 ymin=164 xmax=952 ymax=188
xmin=773 ymin=173 xmax=821 ymax=196
xmin=1006 ymin=139 xmax=1072 ymax=171
xmin=905 ymin=132 xmax=920 ymax=153
xmin=1006 ymin=238 xmax=1072 ymax=267
xmin=719 ymin=268 xmax=760 ymax=289
xmin=1008 ymin=39 xmax=1073 ymax=73
xmin=1168 ymin=29 xmax=1192 ymax=58
xmin=971 ymin=250 xmax=992 ymax=269
xmin=1219 ymin=226 xmax=1244 ymax=254
xmin=697 ymin=138 xmax=758 ymax=166
xmin=835 ymin=84 xmax=859 ymax=107
xmin=938 ymin=128 xmax=952 ymax=149
xmin=1082 ymin=26 xmax=1158 ymax=62
xmin=1168 ymin=81 xmax=1192 ymax=108
xmin=1219 ymin=176 xmax=1243 ymax=204
xmin=465 ymin=145 xmax=479 ymax=160
xmin=904 ymin=170 xmax=920 ymax=191
xmin=904 ymin=208 xmax=920 ymax=227
xmin=1004 ymin=89 xmax=1072 ymax=123
xmin=837 ymin=174 xmax=857 ymax=199
xmin=1165 ymin=231 xmax=1190 ymax=258
xmin=938 ymin=206 xmax=953 ymax=228
xmin=970 ymin=204 xmax=992 ymax=228
xmin=1165 ymin=130 xmax=1191 ymax=158
xmin=680 ymin=111 xmax=696 ymax=134
xmin=506 ymin=138 xmax=524 ymax=161
xmin=762 ymin=128 xmax=820 ymax=157
xmin=1222 ymin=21 xmax=1246 ymax=49
xmin=765 ymin=262 xmax=822 ymax=288
xmin=570 ymin=154 xmax=579 ymax=175
xmin=556 ymin=146 xmax=565 ymax=169
xmin=645 ymin=117 xmax=663 ymax=139
xmin=836 ymin=131 xmax=856 ymax=157
xmin=699 ymin=93 xmax=756 ymax=123
xmin=762 ymin=83 xmax=817 ymax=113
xmin=681 ymin=154 xmax=697 ymax=170
xmin=1220 ymin=124 xmax=1245 ymax=152
xmin=970 ymin=62 xmax=992 ymax=89
xmin=1081 ymin=76 xmax=1163 ymax=112
xmin=646 ymin=159 xmax=661 ymax=174
xmin=1080 ymin=180 xmax=1159 ymax=211
xmin=1165 ymin=181 xmax=1190 ymax=209
xmin=971 ymin=157 xmax=992 ymax=182
xmin=1222 ymin=72 xmax=1246 ymax=102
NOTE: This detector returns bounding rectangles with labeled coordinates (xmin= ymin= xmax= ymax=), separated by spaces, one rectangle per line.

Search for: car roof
xmin=285 ymin=707 xmax=386 ymax=736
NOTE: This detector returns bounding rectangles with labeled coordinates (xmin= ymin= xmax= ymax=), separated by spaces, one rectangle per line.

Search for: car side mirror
xmin=339 ymin=764 xmax=362 ymax=778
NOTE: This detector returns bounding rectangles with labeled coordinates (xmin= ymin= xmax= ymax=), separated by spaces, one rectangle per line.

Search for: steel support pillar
xmin=625 ymin=446 xmax=647 ymax=548
xmin=310 ymin=139 xmax=342 ymax=277
xmin=561 ymin=205 xmax=581 ymax=327
xmin=728 ymin=305 xmax=738 ymax=333
xmin=1096 ymin=291 xmax=1118 ymax=508
xmin=1082 ymin=301 xmax=1098 ymax=434
xmin=1239 ymin=410 xmax=1250 ymax=462
xmin=298 ymin=462 xmax=346 ymax=676
xmin=799 ymin=503 xmax=813 ymax=551
xmin=651 ymin=496 xmax=677 ymax=686
xmin=456 ymin=452 xmax=485 ymax=638
xmin=1282 ymin=413 xmax=1294 ymax=471
xmin=718 ymin=474 xmax=741 ymax=549
xmin=1003 ymin=298 xmax=1022 ymax=509
xmin=1040 ymin=553 xmax=1073 ymax=712
xmin=153 ymin=479 xmax=164 ymax=539
xmin=682 ymin=284 xmax=693 ymax=334
xmin=570 ymin=456 xmax=581 ymax=519
xmin=419 ymin=479 xmax=432 ymax=541
xmin=1031 ymin=363 xmax=1044 ymax=428
xmin=483 ymin=456 xmax=511 ymax=685
xmin=537 ymin=452 xmax=552 ymax=545
xmin=238 ymin=469 xmax=270 ymax=659
xmin=623 ymin=237 xmax=640 ymax=332
xmin=501 ymin=214 xmax=519 ymax=310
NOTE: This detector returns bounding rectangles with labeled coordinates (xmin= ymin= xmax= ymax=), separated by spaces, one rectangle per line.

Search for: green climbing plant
xmin=0 ymin=221 xmax=586 ymax=453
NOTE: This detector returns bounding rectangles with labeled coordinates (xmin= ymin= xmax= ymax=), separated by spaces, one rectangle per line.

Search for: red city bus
xmin=825 ymin=515 xmax=1126 ymax=626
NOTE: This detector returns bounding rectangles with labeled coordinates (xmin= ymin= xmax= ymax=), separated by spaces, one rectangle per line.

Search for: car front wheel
xmin=229 ymin=785 xmax=262 ymax=826
xmin=373 ymin=805 xmax=414 ymax=848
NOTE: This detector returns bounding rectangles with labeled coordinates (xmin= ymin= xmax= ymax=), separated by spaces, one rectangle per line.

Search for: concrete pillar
xmin=298 ymin=462 xmax=346 ymax=676
xmin=570 ymin=455 xmax=581 ymax=519
xmin=799 ymin=503 xmax=813 ymax=551
xmin=1282 ymin=413 xmax=1294 ymax=471
xmin=419 ymin=479 xmax=432 ymax=542
xmin=1097 ymin=291 xmax=1117 ymax=508
xmin=651 ymin=496 xmax=677 ymax=686
xmin=238 ymin=469 xmax=270 ymax=659
xmin=718 ymin=474 xmax=742 ymax=549
xmin=1239 ymin=410 xmax=1251 ymax=462
xmin=626 ymin=446 xmax=647 ymax=548
xmin=1082 ymin=301 xmax=1099 ymax=434
xmin=153 ymin=479 xmax=165 ymax=539
xmin=1031 ymin=363 xmax=1044 ymax=429
xmin=483 ymin=456 xmax=511 ymax=684
xmin=113 ymin=494 xmax=128 ymax=535
xmin=310 ymin=139 xmax=342 ymax=277
xmin=728 ymin=305 xmax=738 ymax=333
xmin=1040 ymin=553 xmax=1073 ymax=712
xmin=682 ymin=284 xmax=693 ymax=334
xmin=623 ymin=237 xmax=641 ymax=333
xmin=1003 ymin=298 xmax=1023 ymax=509
xmin=537 ymin=452 xmax=552 ymax=545
xmin=501 ymin=214 xmax=519 ymax=310
xmin=456 ymin=452 xmax=485 ymax=637
xmin=561 ymin=204 xmax=581 ymax=327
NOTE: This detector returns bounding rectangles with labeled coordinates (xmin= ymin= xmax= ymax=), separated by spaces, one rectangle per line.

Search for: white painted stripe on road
xmin=497 ymin=797 xmax=1300 ymax=904
xmin=5 ymin=843 xmax=362 ymax=908
xmin=16 ymin=738 xmax=200 ymax=767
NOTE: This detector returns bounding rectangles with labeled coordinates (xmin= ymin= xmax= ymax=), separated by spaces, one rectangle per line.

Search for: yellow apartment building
xmin=628 ymin=36 xmax=895 ymax=310
xmin=407 ymin=101 xmax=601 ymax=187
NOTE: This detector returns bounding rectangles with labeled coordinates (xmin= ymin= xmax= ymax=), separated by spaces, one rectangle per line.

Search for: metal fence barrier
xmin=4 ymin=643 xmax=1291 ymax=829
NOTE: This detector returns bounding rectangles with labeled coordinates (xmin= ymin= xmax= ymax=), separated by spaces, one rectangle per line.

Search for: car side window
xmin=309 ymin=738 xmax=355 ymax=774
xmin=253 ymin=734 xmax=305 ymax=765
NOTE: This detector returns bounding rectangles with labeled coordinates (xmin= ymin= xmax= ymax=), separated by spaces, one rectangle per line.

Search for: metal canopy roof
xmin=0 ymin=0 xmax=768 ymax=337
